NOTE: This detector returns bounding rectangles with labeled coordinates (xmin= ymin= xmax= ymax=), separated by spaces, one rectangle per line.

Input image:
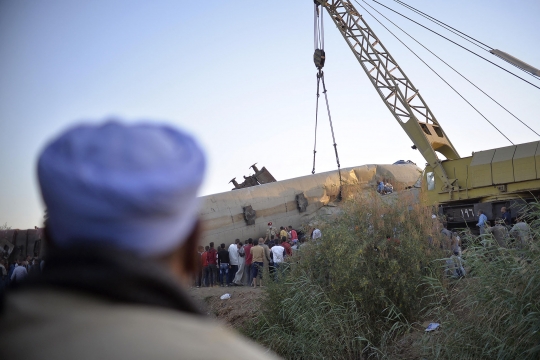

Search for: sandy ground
xmin=188 ymin=285 xmax=265 ymax=328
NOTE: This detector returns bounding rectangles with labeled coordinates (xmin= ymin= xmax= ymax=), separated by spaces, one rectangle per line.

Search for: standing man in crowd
xmin=477 ymin=210 xmax=488 ymax=235
xmin=244 ymin=238 xmax=253 ymax=286
xmin=250 ymin=239 xmax=265 ymax=287
xmin=206 ymin=242 xmax=218 ymax=287
xmin=259 ymin=238 xmax=271 ymax=273
xmin=510 ymin=217 xmax=531 ymax=249
xmin=281 ymin=237 xmax=292 ymax=257
xmin=228 ymin=239 xmax=240 ymax=285
xmin=0 ymin=121 xmax=279 ymax=359
xmin=201 ymin=245 xmax=209 ymax=287
xmin=233 ymin=242 xmax=245 ymax=286
xmin=441 ymin=226 xmax=453 ymax=251
xmin=279 ymin=227 xmax=288 ymax=242
xmin=265 ymin=222 xmax=278 ymax=241
xmin=486 ymin=222 xmax=509 ymax=248
xmin=501 ymin=207 xmax=512 ymax=226
xmin=217 ymin=243 xmax=230 ymax=287
xmin=271 ymin=241 xmax=285 ymax=280
xmin=10 ymin=259 xmax=28 ymax=287
xmin=0 ymin=260 xmax=7 ymax=290
xmin=195 ymin=245 xmax=204 ymax=288
xmin=288 ymin=226 xmax=298 ymax=244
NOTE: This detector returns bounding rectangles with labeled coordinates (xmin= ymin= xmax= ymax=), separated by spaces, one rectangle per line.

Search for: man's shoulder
xmin=1 ymin=289 xmax=280 ymax=360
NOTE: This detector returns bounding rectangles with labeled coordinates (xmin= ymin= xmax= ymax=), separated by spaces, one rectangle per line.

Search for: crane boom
xmin=317 ymin=0 xmax=460 ymax=192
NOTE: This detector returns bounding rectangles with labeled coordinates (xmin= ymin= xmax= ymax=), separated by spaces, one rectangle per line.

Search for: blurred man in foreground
xmin=0 ymin=121 xmax=279 ymax=360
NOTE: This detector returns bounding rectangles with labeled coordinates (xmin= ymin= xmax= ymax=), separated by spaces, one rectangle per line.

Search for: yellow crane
xmin=316 ymin=0 xmax=540 ymax=228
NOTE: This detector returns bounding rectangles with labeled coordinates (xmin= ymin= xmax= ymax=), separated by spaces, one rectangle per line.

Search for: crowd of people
xmin=195 ymin=223 xmax=321 ymax=288
xmin=435 ymin=206 xmax=533 ymax=279
xmin=0 ymin=253 xmax=43 ymax=291
xmin=476 ymin=207 xmax=532 ymax=249
xmin=376 ymin=180 xmax=394 ymax=195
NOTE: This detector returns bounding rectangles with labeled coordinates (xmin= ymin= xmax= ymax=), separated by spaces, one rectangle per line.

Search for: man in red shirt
xmin=206 ymin=242 xmax=218 ymax=287
xmin=201 ymin=245 xmax=209 ymax=287
xmin=243 ymin=238 xmax=253 ymax=286
xmin=281 ymin=238 xmax=293 ymax=257
xmin=288 ymin=226 xmax=298 ymax=244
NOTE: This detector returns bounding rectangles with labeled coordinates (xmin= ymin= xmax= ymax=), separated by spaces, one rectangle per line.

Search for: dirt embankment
xmin=188 ymin=286 xmax=264 ymax=329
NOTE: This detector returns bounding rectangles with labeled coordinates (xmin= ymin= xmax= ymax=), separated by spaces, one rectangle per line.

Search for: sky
xmin=1 ymin=0 xmax=539 ymax=229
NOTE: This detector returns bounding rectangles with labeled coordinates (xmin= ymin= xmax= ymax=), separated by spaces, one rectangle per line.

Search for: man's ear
xmin=179 ymin=220 xmax=201 ymax=275
xmin=158 ymin=220 xmax=202 ymax=284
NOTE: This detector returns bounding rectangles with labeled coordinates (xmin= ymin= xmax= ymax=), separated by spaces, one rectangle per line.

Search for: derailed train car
xmin=199 ymin=163 xmax=421 ymax=245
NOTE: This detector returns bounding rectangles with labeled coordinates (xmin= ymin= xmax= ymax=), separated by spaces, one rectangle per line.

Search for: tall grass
xmin=243 ymin=191 xmax=444 ymax=359
xmin=420 ymin=202 xmax=540 ymax=359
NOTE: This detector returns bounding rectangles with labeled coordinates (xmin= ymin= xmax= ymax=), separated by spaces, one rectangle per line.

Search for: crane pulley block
xmin=314 ymin=48 xmax=326 ymax=69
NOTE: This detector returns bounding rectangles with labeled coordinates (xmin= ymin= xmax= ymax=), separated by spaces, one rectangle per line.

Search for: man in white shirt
xmin=0 ymin=259 xmax=7 ymax=283
xmin=271 ymin=243 xmax=285 ymax=280
xmin=10 ymin=260 xmax=28 ymax=286
xmin=233 ymin=243 xmax=245 ymax=286
xmin=312 ymin=228 xmax=322 ymax=240
xmin=228 ymin=239 xmax=240 ymax=285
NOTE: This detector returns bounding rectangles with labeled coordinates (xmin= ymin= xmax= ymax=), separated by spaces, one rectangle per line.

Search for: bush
xmin=243 ymin=191 xmax=444 ymax=359
xmin=420 ymin=202 xmax=540 ymax=360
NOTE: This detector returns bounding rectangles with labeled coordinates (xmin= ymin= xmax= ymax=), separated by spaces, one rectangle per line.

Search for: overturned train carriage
xmin=199 ymin=164 xmax=421 ymax=245
xmin=0 ymin=228 xmax=44 ymax=261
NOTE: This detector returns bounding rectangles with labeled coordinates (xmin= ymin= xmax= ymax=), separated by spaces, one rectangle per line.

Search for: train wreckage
xmin=199 ymin=163 xmax=421 ymax=245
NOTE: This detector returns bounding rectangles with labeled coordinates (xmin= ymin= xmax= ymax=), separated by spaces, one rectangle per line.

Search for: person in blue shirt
xmin=477 ymin=210 xmax=488 ymax=235
xmin=377 ymin=181 xmax=384 ymax=193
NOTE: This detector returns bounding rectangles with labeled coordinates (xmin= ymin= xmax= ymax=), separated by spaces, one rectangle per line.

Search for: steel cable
xmin=391 ymin=0 xmax=493 ymax=51
xmin=391 ymin=0 xmax=540 ymax=81
xmin=359 ymin=1 xmax=539 ymax=137
xmin=312 ymin=4 xmax=343 ymax=200
xmin=312 ymin=73 xmax=320 ymax=174
xmin=321 ymin=72 xmax=343 ymax=192
xmin=354 ymin=0 xmax=514 ymax=144
xmin=370 ymin=0 xmax=540 ymax=90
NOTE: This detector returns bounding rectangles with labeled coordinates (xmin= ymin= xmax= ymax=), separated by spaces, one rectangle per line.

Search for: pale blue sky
xmin=1 ymin=0 xmax=539 ymax=229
